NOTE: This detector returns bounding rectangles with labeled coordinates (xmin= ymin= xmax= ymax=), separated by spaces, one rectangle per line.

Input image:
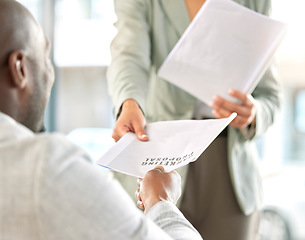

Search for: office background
xmin=16 ymin=1 xmax=305 ymax=239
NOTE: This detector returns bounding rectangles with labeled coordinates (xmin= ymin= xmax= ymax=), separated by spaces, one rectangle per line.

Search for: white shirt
xmin=0 ymin=112 xmax=202 ymax=240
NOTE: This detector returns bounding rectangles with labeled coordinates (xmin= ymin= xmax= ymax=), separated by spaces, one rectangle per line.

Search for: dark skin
xmin=0 ymin=0 xmax=181 ymax=214
xmin=0 ymin=0 xmax=54 ymax=133
xmin=136 ymin=166 xmax=181 ymax=214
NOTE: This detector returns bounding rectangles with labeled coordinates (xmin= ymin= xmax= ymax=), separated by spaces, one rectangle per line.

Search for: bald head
xmin=0 ymin=0 xmax=54 ymax=132
xmin=0 ymin=0 xmax=40 ymax=67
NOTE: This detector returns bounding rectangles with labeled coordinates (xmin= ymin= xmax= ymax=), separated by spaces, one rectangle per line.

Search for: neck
xmin=185 ymin=0 xmax=206 ymax=21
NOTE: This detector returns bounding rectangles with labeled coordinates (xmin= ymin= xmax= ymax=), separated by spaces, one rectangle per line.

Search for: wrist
xmin=143 ymin=197 xmax=164 ymax=214
xmin=122 ymin=98 xmax=145 ymax=117
xmin=123 ymin=99 xmax=139 ymax=108
xmin=116 ymin=99 xmax=139 ymax=119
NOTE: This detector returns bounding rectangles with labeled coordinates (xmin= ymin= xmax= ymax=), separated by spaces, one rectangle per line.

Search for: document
xmin=97 ymin=113 xmax=236 ymax=178
xmin=157 ymin=0 xmax=286 ymax=105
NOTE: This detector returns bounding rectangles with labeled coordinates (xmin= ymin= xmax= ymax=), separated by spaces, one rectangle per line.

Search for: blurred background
xmin=17 ymin=1 xmax=305 ymax=239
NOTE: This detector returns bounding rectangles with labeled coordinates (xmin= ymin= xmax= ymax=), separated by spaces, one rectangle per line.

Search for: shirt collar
xmin=0 ymin=112 xmax=34 ymax=144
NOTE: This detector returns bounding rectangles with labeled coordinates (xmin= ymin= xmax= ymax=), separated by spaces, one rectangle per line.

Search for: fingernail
xmin=141 ymin=134 xmax=148 ymax=139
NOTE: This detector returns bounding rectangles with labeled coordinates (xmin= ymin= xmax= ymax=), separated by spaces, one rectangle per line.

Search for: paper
xmin=97 ymin=113 xmax=236 ymax=178
xmin=157 ymin=0 xmax=286 ymax=105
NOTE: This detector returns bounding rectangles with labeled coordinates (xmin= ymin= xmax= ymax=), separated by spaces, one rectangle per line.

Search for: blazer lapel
xmin=160 ymin=0 xmax=190 ymax=37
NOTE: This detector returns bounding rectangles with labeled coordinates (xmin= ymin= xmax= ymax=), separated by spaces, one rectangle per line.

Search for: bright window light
xmin=54 ymin=0 xmax=117 ymax=67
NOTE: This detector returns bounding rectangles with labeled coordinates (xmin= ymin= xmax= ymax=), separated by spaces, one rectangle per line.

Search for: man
xmin=0 ymin=1 xmax=202 ymax=239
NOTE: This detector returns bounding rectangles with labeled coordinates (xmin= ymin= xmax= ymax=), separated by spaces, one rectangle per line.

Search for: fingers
xmin=212 ymin=104 xmax=248 ymax=128
xmin=137 ymin=200 xmax=144 ymax=210
xmin=112 ymin=120 xmax=148 ymax=142
xmin=112 ymin=125 xmax=130 ymax=142
xmin=212 ymin=95 xmax=247 ymax=117
xmin=136 ymin=178 xmax=145 ymax=210
xmin=229 ymin=89 xmax=252 ymax=106
xmin=137 ymin=166 xmax=182 ymax=213
xmin=133 ymin=124 xmax=148 ymax=141
xmin=137 ymin=178 xmax=143 ymax=187
xmin=135 ymin=187 xmax=141 ymax=200
xmin=135 ymin=187 xmax=144 ymax=210
xmin=152 ymin=165 xmax=165 ymax=173
xmin=144 ymin=166 xmax=166 ymax=180
xmin=112 ymin=124 xmax=148 ymax=142
xmin=211 ymin=89 xmax=256 ymax=129
xmin=111 ymin=99 xmax=148 ymax=142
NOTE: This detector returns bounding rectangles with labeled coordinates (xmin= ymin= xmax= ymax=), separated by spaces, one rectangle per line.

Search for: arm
xmin=211 ymin=0 xmax=280 ymax=139
xmin=243 ymin=0 xmax=281 ymax=138
xmin=39 ymin=135 xmax=202 ymax=240
xmin=136 ymin=166 xmax=202 ymax=240
xmin=107 ymin=0 xmax=151 ymax=141
xmin=250 ymin=64 xmax=281 ymax=137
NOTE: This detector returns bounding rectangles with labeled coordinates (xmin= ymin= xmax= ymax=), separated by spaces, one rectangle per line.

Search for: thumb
xmin=134 ymin=124 xmax=148 ymax=141
xmin=153 ymin=165 xmax=165 ymax=173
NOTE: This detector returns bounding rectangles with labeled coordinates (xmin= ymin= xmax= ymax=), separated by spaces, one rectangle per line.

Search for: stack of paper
xmin=97 ymin=113 xmax=236 ymax=178
xmin=157 ymin=0 xmax=287 ymax=105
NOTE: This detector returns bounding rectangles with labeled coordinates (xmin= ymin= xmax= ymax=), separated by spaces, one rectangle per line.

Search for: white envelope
xmin=97 ymin=113 xmax=236 ymax=178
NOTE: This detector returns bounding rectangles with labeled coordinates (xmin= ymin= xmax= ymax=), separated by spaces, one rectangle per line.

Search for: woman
xmin=107 ymin=0 xmax=281 ymax=239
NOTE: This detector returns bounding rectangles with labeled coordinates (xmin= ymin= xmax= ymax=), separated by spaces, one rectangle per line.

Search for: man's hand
xmin=211 ymin=89 xmax=256 ymax=129
xmin=112 ymin=99 xmax=148 ymax=142
xmin=135 ymin=166 xmax=181 ymax=214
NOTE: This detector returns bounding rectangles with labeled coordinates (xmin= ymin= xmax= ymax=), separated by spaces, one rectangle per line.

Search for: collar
xmin=0 ymin=112 xmax=34 ymax=143
xmin=160 ymin=0 xmax=190 ymax=37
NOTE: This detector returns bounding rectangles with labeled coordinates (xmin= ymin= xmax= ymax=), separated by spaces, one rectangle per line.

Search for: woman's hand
xmin=211 ymin=89 xmax=256 ymax=129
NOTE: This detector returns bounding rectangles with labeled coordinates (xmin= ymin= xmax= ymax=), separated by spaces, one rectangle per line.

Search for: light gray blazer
xmin=108 ymin=0 xmax=281 ymax=215
xmin=0 ymin=112 xmax=202 ymax=240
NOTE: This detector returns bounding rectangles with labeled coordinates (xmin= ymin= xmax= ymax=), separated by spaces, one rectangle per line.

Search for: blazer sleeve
xmin=147 ymin=201 xmax=203 ymax=240
xmin=107 ymin=0 xmax=151 ymax=118
xmin=251 ymin=63 xmax=282 ymax=138
xmin=238 ymin=0 xmax=281 ymax=140
xmin=38 ymin=134 xmax=202 ymax=240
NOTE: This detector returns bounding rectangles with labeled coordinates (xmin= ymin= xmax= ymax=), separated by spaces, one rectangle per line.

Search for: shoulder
xmin=254 ymin=0 xmax=272 ymax=16
xmin=33 ymin=132 xmax=93 ymax=170
xmin=35 ymin=132 xmax=84 ymax=153
xmin=114 ymin=0 xmax=150 ymax=11
xmin=235 ymin=0 xmax=272 ymax=16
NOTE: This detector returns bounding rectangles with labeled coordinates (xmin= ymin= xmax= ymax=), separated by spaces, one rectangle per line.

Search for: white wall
xmin=55 ymin=66 xmax=115 ymax=134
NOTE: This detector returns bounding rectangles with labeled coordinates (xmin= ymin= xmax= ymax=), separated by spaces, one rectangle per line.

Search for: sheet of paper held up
xmin=157 ymin=0 xmax=286 ymax=105
xmin=97 ymin=113 xmax=236 ymax=178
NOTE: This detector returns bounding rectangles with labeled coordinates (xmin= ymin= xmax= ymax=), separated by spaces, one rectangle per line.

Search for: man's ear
xmin=8 ymin=51 xmax=27 ymax=89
